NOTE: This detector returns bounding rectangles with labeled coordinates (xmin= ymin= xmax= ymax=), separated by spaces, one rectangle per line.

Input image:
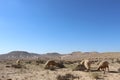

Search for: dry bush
xmin=25 ymin=61 xmax=32 ymax=64
xmin=11 ymin=63 xmax=26 ymax=69
xmin=91 ymin=73 xmax=101 ymax=80
xmin=11 ymin=64 xmax=22 ymax=68
xmin=7 ymin=79 xmax=12 ymax=80
xmin=73 ymin=64 xmax=86 ymax=71
xmin=49 ymin=65 xmax=56 ymax=71
xmin=118 ymin=68 xmax=120 ymax=73
xmin=116 ymin=59 xmax=120 ymax=64
xmin=57 ymin=61 xmax=66 ymax=68
xmin=63 ymin=61 xmax=75 ymax=64
xmin=36 ymin=60 xmax=46 ymax=65
xmin=56 ymin=73 xmax=79 ymax=80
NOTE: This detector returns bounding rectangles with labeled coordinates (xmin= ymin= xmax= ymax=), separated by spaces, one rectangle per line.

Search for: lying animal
xmin=80 ymin=59 xmax=91 ymax=71
xmin=44 ymin=60 xmax=57 ymax=69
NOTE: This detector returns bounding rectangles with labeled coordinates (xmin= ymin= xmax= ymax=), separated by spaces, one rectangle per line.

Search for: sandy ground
xmin=0 ymin=62 xmax=120 ymax=80
xmin=0 ymin=63 xmax=120 ymax=80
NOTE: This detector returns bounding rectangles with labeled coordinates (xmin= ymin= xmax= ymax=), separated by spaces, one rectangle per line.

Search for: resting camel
xmin=80 ymin=59 xmax=91 ymax=71
xmin=44 ymin=60 xmax=57 ymax=69
xmin=44 ymin=60 xmax=65 ymax=69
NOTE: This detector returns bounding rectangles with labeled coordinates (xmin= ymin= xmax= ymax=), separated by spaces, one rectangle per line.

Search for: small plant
xmin=36 ymin=60 xmax=45 ymax=65
xmin=116 ymin=59 xmax=120 ymax=64
xmin=25 ymin=61 xmax=32 ymax=64
xmin=56 ymin=73 xmax=79 ymax=80
xmin=49 ymin=66 xmax=56 ymax=71
xmin=7 ymin=79 xmax=12 ymax=80
xmin=11 ymin=64 xmax=22 ymax=68
xmin=118 ymin=68 xmax=120 ymax=73
xmin=91 ymin=73 xmax=100 ymax=80
xmin=73 ymin=64 xmax=86 ymax=71
xmin=57 ymin=61 xmax=66 ymax=68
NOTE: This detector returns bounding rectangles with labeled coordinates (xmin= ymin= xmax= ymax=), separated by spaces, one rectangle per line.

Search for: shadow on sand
xmin=109 ymin=71 xmax=118 ymax=73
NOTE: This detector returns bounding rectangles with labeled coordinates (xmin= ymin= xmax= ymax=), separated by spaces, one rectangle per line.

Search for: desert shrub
xmin=25 ymin=61 xmax=32 ymax=64
xmin=7 ymin=79 xmax=12 ymax=80
xmin=118 ymin=68 xmax=120 ymax=73
xmin=5 ymin=65 xmax=11 ymax=68
xmin=57 ymin=61 xmax=66 ymax=68
xmin=36 ymin=60 xmax=46 ymax=65
xmin=91 ymin=73 xmax=101 ymax=80
xmin=49 ymin=66 xmax=56 ymax=71
xmin=116 ymin=59 xmax=120 ymax=64
xmin=11 ymin=63 xmax=26 ymax=69
xmin=73 ymin=64 xmax=86 ymax=71
xmin=64 ymin=61 xmax=74 ymax=64
xmin=11 ymin=64 xmax=22 ymax=68
xmin=56 ymin=73 xmax=79 ymax=80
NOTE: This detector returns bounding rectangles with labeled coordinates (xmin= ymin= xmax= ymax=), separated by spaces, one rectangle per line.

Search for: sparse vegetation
xmin=73 ymin=64 xmax=86 ymax=71
xmin=36 ymin=60 xmax=45 ymax=65
xmin=57 ymin=61 xmax=66 ymax=68
xmin=56 ymin=73 xmax=79 ymax=80
xmin=116 ymin=59 xmax=120 ymax=64
xmin=11 ymin=64 xmax=22 ymax=68
xmin=91 ymin=72 xmax=101 ymax=80
xmin=118 ymin=68 xmax=120 ymax=73
xmin=0 ymin=51 xmax=120 ymax=80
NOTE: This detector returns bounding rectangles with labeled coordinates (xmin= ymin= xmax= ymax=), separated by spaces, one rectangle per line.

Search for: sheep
xmin=97 ymin=61 xmax=109 ymax=74
xmin=79 ymin=59 xmax=91 ymax=71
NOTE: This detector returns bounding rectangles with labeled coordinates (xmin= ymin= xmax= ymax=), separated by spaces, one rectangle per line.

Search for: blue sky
xmin=0 ymin=0 xmax=120 ymax=54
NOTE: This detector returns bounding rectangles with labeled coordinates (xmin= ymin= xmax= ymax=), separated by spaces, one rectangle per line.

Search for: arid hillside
xmin=0 ymin=51 xmax=120 ymax=80
xmin=0 ymin=51 xmax=120 ymax=60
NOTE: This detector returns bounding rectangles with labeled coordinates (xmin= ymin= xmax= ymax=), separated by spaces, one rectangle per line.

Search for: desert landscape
xmin=0 ymin=51 xmax=120 ymax=80
xmin=1 ymin=0 xmax=120 ymax=80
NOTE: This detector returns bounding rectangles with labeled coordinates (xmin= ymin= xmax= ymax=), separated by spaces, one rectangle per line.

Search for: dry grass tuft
xmin=73 ymin=64 xmax=86 ymax=71
xmin=7 ymin=79 xmax=12 ymax=80
xmin=56 ymin=73 xmax=79 ymax=80
xmin=118 ymin=68 xmax=120 ymax=73
xmin=11 ymin=64 xmax=22 ymax=68
xmin=11 ymin=64 xmax=26 ymax=69
xmin=91 ymin=72 xmax=102 ymax=80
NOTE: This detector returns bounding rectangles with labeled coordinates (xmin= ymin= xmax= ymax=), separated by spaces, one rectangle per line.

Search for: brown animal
xmin=44 ymin=60 xmax=65 ymax=69
xmin=97 ymin=61 xmax=109 ymax=74
xmin=44 ymin=60 xmax=57 ymax=69
xmin=80 ymin=59 xmax=91 ymax=71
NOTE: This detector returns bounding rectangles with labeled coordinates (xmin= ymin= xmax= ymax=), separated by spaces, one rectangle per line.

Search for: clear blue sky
xmin=0 ymin=0 xmax=120 ymax=54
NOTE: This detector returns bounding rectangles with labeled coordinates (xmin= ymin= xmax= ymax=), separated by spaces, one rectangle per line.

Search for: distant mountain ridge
xmin=0 ymin=51 xmax=120 ymax=60
xmin=0 ymin=51 xmax=40 ymax=60
xmin=0 ymin=51 xmax=62 ymax=60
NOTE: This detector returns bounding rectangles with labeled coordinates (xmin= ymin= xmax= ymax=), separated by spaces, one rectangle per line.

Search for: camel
xmin=97 ymin=61 xmax=109 ymax=74
xmin=80 ymin=59 xmax=91 ymax=71
xmin=44 ymin=60 xmax=57 ymax=69
xmin=44 ymin=60 xmax=65 ymax=69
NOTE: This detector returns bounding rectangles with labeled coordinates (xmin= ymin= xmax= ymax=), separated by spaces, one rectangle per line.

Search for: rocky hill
xmin=0 ymin=51 xmax=120 ymax=60
xmin=0 ymin=51 xmax=62 ymax=60
xmin=61 ymin=51 xmax=120 ymax=61
xmin=0 ymin=51 xmax=40 ymax=60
